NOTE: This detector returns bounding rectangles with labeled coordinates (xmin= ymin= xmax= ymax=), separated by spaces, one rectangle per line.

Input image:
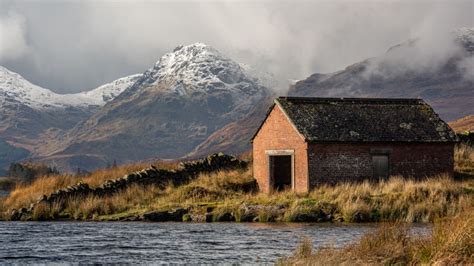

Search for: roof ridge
xmin=278 ymin=96 xmax=424 ymax=105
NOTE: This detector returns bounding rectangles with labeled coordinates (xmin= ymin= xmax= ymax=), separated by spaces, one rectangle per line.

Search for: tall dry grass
xmin=1 ymin=160 xmax=180 ymax=212
xmin=1 ymin=144 xmax=473 ymax=222
xmin=28 ymin=184 xmax=161 ymax=221
xmin=279 ymin=206 xmax=474 ymax=265
xmin=310 ymin=175 xmax=472 ymax=222
xmin=455 ymin=144 xmax=474 ymax=177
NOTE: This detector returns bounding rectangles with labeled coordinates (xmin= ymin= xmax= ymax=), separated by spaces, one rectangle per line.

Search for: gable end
xmin=251 ymin=101 xmax=306 ymax=143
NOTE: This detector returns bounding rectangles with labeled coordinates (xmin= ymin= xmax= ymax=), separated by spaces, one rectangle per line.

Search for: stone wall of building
xmin=308 ymin=143 xmax=455 ymax=188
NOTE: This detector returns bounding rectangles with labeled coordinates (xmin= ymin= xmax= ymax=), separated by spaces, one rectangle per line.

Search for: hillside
xmin=450 ymin=114 xmax=474 ymax=132
xmin=0 ymin=66 xmax=141 ymax=174
xmin=37 ymin=43 xmax=271 ymax=171
xmin=288 ymin=28 xmax=474 ymax=121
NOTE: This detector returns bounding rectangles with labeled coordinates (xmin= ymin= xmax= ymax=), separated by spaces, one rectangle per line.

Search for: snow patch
xmin=0 ymin=66 xmax=141 ymax=110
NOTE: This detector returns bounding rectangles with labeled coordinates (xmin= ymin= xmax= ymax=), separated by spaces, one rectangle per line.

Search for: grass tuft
xmin=279 ymin=206 xmax=474 ymax=265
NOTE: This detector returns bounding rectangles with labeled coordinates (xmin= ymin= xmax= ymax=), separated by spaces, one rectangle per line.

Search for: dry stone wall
xmin=10 ymin=153 xmax=247 ymax=221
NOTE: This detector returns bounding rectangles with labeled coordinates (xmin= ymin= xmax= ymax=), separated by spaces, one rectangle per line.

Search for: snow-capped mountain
xmin=39 ymin=43 xmax=271 ymax=171
xmin=128 ymin=43 xmax=256 ymax=92
xmin=0 ymin=66 xmax=141 ymax=109
xmin=117 ymin=43 xmax=269 ymax=116
xmin=0 ymin=66 xmax=142 ymax=174
xmin=288 ymin=27 xmax=474 ymax=121
xmin=79 ymin=74 xmax=142 ymax=105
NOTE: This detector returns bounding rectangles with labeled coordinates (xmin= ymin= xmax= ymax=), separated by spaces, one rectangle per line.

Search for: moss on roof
xmin=275 ymin=97 xmax=458 ymax=143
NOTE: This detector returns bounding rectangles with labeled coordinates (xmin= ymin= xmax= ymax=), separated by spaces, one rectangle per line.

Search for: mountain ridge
xmin=35 ymin=43 xmax=272 ymax=171
xmin=288 ymin=28 xmax=474 ymax=121
xmin=0 ymin=66 xmax=141 ymax=109
xmin=0 ymin=66 xmax=143 ymax=174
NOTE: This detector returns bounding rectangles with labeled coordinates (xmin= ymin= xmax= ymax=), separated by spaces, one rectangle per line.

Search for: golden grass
xmin=455 ymin=144 xmax=474 ymax=177
xmin=1 ymin=160 xmax=179 ymax=211
xmin=279 ymin=206 xmax=474 ymax=265
xmin=24 ymin=184 xmax=161 ymax=221
xmin=63 ymin=184 xmax=161 ymax=220
xmin=311 ymin=175 xmax=472 ymax=222
xmin=0 ymin=144 xmax=473 ymax=222
xmin=151 ymin=167 xmax=255 ymax=209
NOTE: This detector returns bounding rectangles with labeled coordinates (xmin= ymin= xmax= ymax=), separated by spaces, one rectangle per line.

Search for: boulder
xmin=10 ymin=209 xmax=21 ymax=221
xmin=142 ymin=208 xmax=188 ymax=222
xmin=214 ymin=212 xmax=235 ymax=222
xmin=142 ymin=211 xmax=171 ymax=222
xmin=239 ymin=212 xmax=257 ymax=222
xmin=168 ymin=208 xmax=188 ymax=221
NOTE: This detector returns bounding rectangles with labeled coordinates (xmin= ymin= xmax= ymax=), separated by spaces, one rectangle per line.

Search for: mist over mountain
xmin=288 ymin=28 xmax=474 ymax=121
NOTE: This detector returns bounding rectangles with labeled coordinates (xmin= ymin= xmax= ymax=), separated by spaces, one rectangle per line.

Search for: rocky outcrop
xmin=9 ymin=153 xmax=247 ymax=221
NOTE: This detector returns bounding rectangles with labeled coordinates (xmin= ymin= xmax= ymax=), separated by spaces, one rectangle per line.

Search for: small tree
xmin=8 ymin=162 xmax=60 ymax=183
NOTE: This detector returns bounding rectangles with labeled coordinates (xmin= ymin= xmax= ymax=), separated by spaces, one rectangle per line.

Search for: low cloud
xmin=459 ymin=56 xmax=474 ymax=81
xmin=0 ymin=1 xmax=472 ymax=93
xmin=0 ymin=11 xmax=29 ymax=61
xmin=362 ymin=5 xmax=473 ymax=81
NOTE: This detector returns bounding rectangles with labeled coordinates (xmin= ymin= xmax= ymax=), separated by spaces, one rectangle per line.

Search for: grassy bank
xmin=279 ymin=207 xmax=473 ymax=265
xmin=0 ymin=145 xmax=473 ymax=222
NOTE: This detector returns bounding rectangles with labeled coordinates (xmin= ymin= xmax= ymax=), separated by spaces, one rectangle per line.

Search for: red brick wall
xmin=308 ymin=143 xmax=455 ymax=188
xmin=252 ymin=105 xmax=309 ymax=193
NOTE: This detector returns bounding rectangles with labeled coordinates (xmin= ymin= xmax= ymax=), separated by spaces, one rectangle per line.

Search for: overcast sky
xmin=0 ymin=0 xmax=472 ymax=93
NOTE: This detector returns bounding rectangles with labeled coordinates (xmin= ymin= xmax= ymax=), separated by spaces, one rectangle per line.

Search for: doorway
xmin=269 ymin=155 xmax=293 ymax=191
xmin=372 ymin=154 xmax=389 ymax=180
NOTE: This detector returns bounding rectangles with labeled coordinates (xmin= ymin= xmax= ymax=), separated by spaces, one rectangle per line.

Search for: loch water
xmin=0 ymin=222 xmax=429 ymax=264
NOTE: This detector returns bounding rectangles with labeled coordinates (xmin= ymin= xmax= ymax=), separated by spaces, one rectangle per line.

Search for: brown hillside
xmin=449 ymin=114 xmax=474 ymax=132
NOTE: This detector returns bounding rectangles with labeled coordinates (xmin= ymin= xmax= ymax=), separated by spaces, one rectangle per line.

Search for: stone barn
xmin=251 ymin=97 xmax=458 ymax=193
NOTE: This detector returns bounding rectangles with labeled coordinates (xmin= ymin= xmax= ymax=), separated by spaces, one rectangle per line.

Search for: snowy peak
xmin=0 ymin=66 xmax=140 ymax=110
xmin=0 ymin=65 xmax=74 ymax=109
xmin=80 ymin=74 xmax=142 ymax=105
xmin=137 ymin=42 xmax=256 ymax=96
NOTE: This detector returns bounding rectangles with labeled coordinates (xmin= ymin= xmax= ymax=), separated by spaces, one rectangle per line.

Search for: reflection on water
xmin=0 ymin=222 xmax=428 ymax=264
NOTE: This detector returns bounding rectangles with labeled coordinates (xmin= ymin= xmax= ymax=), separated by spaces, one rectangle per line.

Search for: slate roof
xmin=266 ymin=97 xmax=458 ymax=143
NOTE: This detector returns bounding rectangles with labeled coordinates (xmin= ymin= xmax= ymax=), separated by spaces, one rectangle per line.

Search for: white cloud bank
xmin=0 ymin=1 xmax=472 ymax=93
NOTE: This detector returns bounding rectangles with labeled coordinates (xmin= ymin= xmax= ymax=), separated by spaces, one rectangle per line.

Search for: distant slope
xmin=0 ymin=139 xmax=29 ymax=176
xmin=38 ymin=43 xmax=271 ymax=171
xmin=289 ymin=28 xmax=474 ymax=121
xmin=186 ymin=93 xmax=274 ymax=158
xmin=0 ymin=66 xmax=141 ymax=170
xmin=449 ymin=115 xmax=474 ymax=132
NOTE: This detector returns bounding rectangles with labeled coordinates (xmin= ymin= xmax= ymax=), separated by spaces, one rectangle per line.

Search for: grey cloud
xmin=0 ymin=10 xmax=29 ymax=61
xmin=0 ymin=1 xmax=472 ymax=93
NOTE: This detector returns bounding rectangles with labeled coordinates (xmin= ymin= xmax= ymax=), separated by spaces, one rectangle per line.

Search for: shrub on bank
xmin=0 ymin=177 xmax=16 ymax=191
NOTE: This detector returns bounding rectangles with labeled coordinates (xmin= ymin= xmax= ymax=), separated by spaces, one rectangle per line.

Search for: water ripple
xmin=0 ymin=222 xmax=429 ymax=263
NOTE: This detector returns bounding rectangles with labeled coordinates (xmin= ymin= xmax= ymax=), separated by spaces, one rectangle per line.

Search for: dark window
xmin=269 ymin=155 xmax=292 ymax=191
xmin=372 ymin=155 xmax=389 ymax=180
